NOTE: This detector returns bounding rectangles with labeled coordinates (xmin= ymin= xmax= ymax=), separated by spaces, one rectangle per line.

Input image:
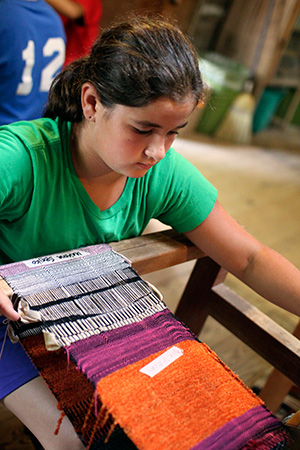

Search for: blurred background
xmin=101 ymin=0 xmax=300 ymax=150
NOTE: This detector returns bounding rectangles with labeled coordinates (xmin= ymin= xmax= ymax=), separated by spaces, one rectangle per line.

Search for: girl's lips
xmin=137 ymin=162 xmax=155 ymax=169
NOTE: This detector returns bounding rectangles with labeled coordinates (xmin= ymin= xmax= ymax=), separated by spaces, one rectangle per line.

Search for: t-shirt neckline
xmin=64 ymin=121 xmax=132 ymax=219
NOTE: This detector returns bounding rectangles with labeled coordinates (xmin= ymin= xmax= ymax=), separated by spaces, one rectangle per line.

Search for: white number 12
xmin=16 ymin=37 xmax=65 ymax=96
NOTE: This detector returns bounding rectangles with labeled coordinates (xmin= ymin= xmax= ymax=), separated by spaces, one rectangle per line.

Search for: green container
xmin=197 ymin=53 xmax=250 ymax=135
xmin=275 ymin=88 xmax=300 ymax=126
xmin=252 ymin=88 xmax=286 ymax=133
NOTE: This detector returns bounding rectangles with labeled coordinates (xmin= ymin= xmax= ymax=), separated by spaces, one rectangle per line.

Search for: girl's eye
xmin=133 ymin=128 xmax=152 ymax=135
xmin=133 ymin=128 xmax=179 ymax=136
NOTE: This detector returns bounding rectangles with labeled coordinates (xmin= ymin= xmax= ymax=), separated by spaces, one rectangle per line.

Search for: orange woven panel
xmin=96 ymin=340 xmax=264 ymax=450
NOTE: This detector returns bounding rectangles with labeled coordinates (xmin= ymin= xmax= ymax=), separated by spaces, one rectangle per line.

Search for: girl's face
xmin=88 ymin=96 xmax=196 ymax=178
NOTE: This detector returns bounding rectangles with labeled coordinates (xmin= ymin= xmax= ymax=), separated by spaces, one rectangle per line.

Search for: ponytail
xmin=43 ymin=57 xmax=89 ymax=121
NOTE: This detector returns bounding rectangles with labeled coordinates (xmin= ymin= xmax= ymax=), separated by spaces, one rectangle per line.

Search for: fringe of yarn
xmin=54 ymin=404 xmax=66 ymax=435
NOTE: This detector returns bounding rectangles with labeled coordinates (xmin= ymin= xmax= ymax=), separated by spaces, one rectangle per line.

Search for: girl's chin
xmin=122 ymin=165 xmax=153 ymax=178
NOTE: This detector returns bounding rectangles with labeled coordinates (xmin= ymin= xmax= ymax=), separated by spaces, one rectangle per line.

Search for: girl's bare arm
xmin=185 ymin=200 xmax=300 ymax=317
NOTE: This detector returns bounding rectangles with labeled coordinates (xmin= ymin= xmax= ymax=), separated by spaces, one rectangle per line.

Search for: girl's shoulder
xmin=150 ymin=147 xmax=199 ymax=179
xmin=0 ymin=118 xmax=71 ymax=181
xmin=151 ymin=147 xmax=181 ymax=171
xmin=0 ymin=119 xmax=71 ymax=217
xmin=149 ymin=146 xmax=217 ymax=200
xmin=0 ymin=117 xmax=67 ymax=145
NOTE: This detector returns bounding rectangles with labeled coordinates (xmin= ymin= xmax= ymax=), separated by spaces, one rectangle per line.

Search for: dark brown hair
xmin=44 ymin=16 xmax=203 ymax=121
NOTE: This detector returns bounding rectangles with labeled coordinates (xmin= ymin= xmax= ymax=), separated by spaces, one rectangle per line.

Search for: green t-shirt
xmin=0 ymin=118 xmax=217 ymax=264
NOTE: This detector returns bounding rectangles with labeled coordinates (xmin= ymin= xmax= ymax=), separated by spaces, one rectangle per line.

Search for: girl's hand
xmin=0 ymin=288 xmax=19 ymax=321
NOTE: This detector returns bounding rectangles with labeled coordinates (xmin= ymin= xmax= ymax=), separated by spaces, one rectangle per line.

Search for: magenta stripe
xmin=191 ymin=405 xmax=287 ymax=450
xmin=66 ymin=309 xmax=196 ymax=385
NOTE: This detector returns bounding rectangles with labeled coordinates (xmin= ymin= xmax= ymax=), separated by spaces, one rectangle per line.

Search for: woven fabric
xmin=96 ymin=340 xmax=290 ymax=450
xmin=1 ymin=244 xmax=292 ymax=449
xmin=67 ymin=309 xmax=195 ymax=384
xmin=3 ymin=245 xmax=165 ymax=347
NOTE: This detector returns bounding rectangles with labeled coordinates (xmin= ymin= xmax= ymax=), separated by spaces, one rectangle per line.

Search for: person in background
xmin=0 ymin=0 xmax=66 ymax=125
xmin=46 ymin=0 xmax=103 ymax=66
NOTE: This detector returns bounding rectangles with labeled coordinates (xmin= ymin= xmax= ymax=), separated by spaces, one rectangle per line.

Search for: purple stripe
xmin=66 ymin=309 xmax=196 ymax=385
xmin=191 ymin=406 xmax=285 ymax=450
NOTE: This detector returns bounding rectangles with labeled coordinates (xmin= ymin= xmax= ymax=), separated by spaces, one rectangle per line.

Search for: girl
xmin=0 ymin=16 xmax=300 ymax=450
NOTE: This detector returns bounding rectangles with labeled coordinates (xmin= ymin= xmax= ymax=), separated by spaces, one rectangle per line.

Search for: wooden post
xmin=174 ymin=257 xmax=224 ymax=335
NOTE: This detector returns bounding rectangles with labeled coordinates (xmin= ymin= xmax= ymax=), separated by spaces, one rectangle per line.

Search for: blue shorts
xmin=0 ymin=317 xmax=39 ymax=399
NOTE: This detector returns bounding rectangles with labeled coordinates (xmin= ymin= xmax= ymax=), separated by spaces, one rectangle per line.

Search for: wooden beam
xmin=111 ymin=229 xmax=205 ymax=274
xmin=215 ymin=0 xmax=300 ymax=100
xmin=209 ymin=284 xmax=300 ymax=387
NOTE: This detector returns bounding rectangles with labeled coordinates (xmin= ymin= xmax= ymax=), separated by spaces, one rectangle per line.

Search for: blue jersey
xmin=0 ymin=0 xmax=66 ymax=125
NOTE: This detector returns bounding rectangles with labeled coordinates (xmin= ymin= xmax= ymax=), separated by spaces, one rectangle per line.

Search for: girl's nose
xmin=144 ymin=138 xmax=166 ymax=162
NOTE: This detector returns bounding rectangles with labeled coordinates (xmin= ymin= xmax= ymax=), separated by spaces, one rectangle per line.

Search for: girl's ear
xmin=81 ymin=82 xmax=100 ymax=121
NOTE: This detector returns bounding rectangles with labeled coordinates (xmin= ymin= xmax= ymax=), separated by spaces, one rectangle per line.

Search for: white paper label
xmin=24 ymin=250 xmax=90 ymax=268
xmin=139 ymin=346 xmax=183 ymax=378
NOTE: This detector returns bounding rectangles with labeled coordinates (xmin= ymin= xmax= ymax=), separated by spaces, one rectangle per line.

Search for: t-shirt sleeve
xmin=153 ymin=149 xmax=218 ymax=233
xmin=0 ymin=126 xmax=33 ymax=220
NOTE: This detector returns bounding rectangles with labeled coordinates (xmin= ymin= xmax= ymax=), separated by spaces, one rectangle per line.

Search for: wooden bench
xmin=111 ymin=229 xmax=300 ymax=388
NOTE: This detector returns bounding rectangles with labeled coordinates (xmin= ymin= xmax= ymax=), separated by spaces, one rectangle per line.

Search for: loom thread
xmin=94 ymin=389 xmax=98 ymax=417
xmin=86 ymin=404 xmax=112 ymax=450
xmin=54 ymin=404 xmax=66 ymax=435
xmin=81 ymin=395 xmax=95 ymax=434
xmin=0 ymin=320 xmax=9 ymax=361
